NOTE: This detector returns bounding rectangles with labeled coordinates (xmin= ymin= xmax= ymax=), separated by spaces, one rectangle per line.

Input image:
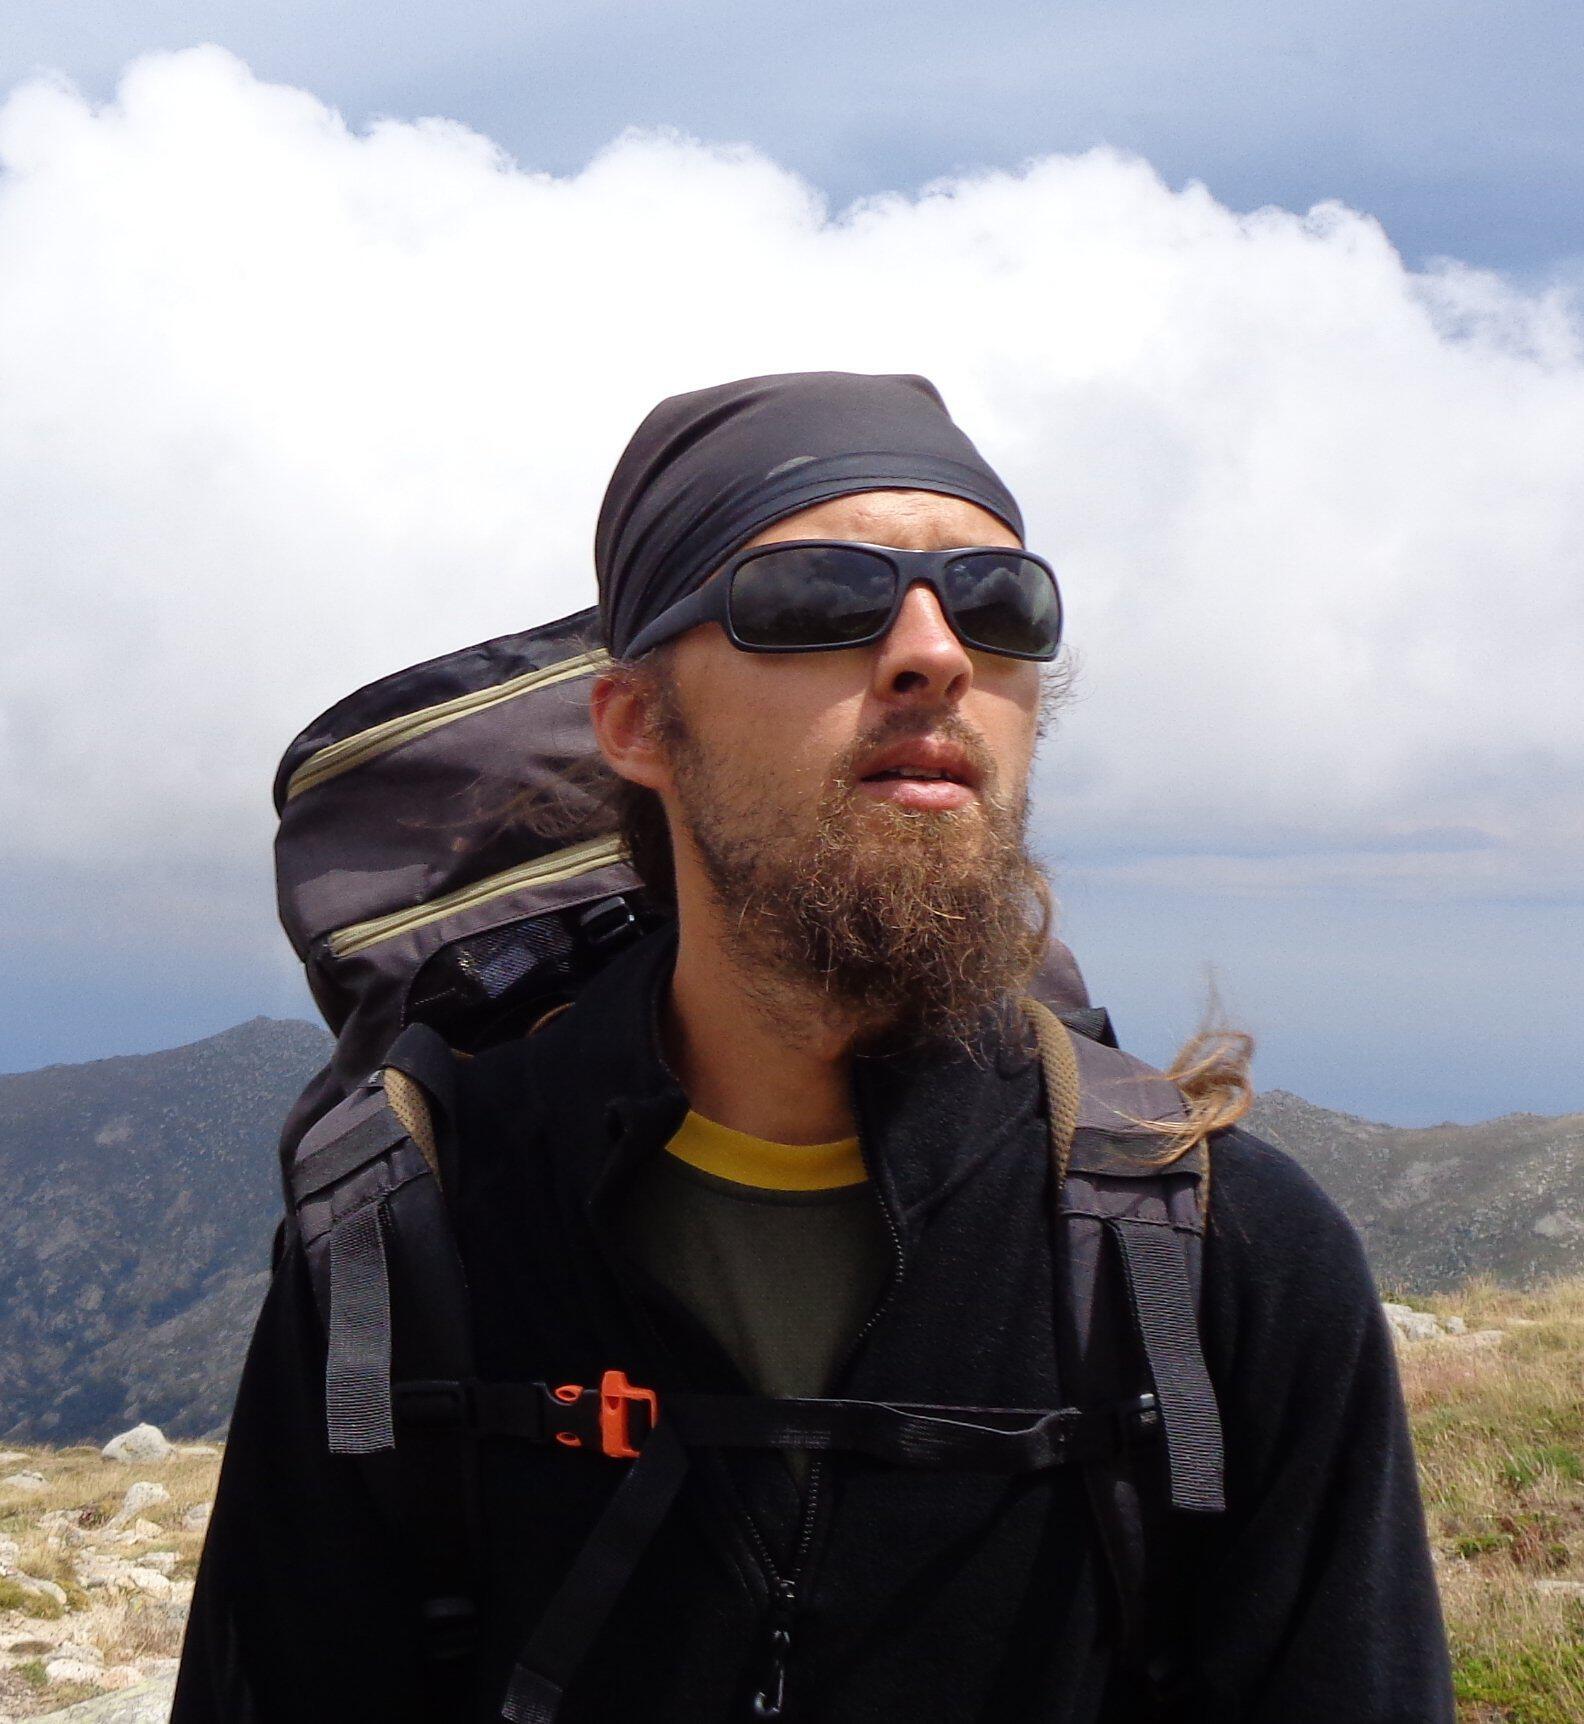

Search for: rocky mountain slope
xmin=0 ymin=1020 xmax=329 ymax=1446
xmin=1246 ymin=1089 xmax=1584 ymax=1294
xmin=0 ymin=1017 xmax=1578 ymax=1446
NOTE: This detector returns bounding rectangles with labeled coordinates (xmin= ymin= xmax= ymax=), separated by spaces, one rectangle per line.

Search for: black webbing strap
xmin=326 ymin=1201 xmax=396 ymax=1453
xmin=395 ymin=1377 xmax=1162 ymax=1472
xmin=499 ymin=1421 xmax=690 ymax=1724
xmin=473 ymin=1381 xmax=1160 ymax=1723
xmin=291 ymin=1108 xmax=406 ymax=1204
xmin=664 ymin=1392 xmax=1154 ymax=1470
xmin=1106 ymin=1218 xmax=1225 ymax=1513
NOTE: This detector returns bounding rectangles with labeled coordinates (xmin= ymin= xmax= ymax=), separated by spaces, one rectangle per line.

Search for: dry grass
xmin=0 ymin=1443 xmax=219 ymax=1715
xmin=1396 ymin=1272 xmax=1584 ymax=1723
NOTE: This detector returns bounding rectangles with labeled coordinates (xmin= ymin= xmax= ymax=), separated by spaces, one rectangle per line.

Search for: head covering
xmin=595 ymin=370 xmax=1024 ymax=656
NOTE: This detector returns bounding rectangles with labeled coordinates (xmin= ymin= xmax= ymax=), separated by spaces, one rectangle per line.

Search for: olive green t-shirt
xmin=616 ymin=1110 xmax=892 ymax=1479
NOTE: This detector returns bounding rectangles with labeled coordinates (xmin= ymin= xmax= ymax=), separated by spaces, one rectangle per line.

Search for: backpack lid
xmin=274 ymin=607 xmax=638 ymax=1086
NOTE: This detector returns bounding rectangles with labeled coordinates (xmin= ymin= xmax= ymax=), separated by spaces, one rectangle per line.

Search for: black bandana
xmin=595 ymin=370 xmax=1024 ymax=657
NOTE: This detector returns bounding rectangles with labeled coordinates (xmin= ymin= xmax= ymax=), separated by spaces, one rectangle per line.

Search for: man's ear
xmin=590 ymin=668 xmax=672 ymax=793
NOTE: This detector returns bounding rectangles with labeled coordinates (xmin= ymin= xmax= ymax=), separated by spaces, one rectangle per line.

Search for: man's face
xmin=604 ymin=487 xmax=1053 ymax=1046
xmin=667 ymin=488 xmax=1042 ymax=832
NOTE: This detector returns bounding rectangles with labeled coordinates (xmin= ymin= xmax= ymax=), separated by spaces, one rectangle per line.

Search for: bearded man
xmin=173 ymin=372 xmax=1454 ymax=1723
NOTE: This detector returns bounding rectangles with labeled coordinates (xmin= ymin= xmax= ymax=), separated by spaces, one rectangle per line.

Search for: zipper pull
xmin=749 ymin=1578 xmax=797 ymax=1720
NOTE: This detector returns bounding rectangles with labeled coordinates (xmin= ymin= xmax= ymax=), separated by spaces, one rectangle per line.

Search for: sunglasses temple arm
xmin=620 ymin=580 xmax=730 ymax=660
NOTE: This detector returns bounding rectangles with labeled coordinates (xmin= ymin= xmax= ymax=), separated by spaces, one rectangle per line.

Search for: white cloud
xmin=1 ymin=46 xmax=1580 ymax=970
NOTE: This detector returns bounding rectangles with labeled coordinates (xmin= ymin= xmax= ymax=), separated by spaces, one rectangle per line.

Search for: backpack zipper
xmin=326 ymin=834 xmax=624 ymax=957
xmin=285 ymin=647 xmax=608 ymax=801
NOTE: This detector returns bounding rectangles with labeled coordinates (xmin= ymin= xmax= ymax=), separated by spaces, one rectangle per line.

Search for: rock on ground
xmin=24 ymin=1671 xmax=177 ymax=1723
xmin=1381 ymin=1301 xmax=1504 ymax=1347
xmin=106 ymin=1484 xmax=170 ymax=1530
xmin=98 ymin=1427 xmax=172 ymax=1465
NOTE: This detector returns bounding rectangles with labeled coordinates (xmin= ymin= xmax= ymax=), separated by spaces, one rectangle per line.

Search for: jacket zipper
xmin=582 ymin=1048 xmax=909 ymax=1723
xmin=745 ymin=1091 xmax=909 ymax=1720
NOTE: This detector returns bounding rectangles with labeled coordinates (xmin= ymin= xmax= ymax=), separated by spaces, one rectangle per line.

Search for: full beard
xmin=664 ymin=705 xmax=1052 ymax=1055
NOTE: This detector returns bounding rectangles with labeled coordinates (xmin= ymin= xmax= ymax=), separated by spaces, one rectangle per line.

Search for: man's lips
xmin=854 ymin=738 xmax=983 ymax=810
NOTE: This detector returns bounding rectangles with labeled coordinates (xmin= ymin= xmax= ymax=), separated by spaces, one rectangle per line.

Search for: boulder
xmin=100 ymin=1425 xmax=172 ymax=1464
xmin=93 ymin=1666 xmax=148 ymax=1694
xmin=28 ymin=1671 xmax=177 ymax=1723
xmin=14 ymin=1573 xmax=69 ymax=1606
xmin=1382 ymin=1302 xmax=1444 ymax=1342
xmin=107 ymin=1481 xmax=171 ymax=1530
xmin=2 ymin=1469 xmax=47 ymax=1491
xmin=44 ymin=1656 xmax=104 ymax=1685
xmin=180 ymin=1500 xmax=212 ymax=1532
xmin=1381 ymin=1300 xmax=1497 ymax=1345
xmin=50 ymin=1642 xmax=103 ymax=1668
xmin=121 ymin=1566 xmax=174 ymax=1599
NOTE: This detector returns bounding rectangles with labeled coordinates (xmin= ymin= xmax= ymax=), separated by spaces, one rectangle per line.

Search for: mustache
xmin=832 ymin=710 xmax=999 ymax=795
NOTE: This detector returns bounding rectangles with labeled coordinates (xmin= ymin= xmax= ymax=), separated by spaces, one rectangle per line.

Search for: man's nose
xmin=871 ymin=582 xmax=973 ymax=704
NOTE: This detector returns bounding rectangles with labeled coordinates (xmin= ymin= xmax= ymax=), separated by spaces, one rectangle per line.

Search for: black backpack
xmin=270 ymin=609 xmax=1227 ymax=1721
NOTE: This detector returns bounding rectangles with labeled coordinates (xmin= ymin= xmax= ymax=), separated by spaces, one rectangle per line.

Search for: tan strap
xmin=1023 ymin=997 xmax=1081 ymax=1189
xmin=383 ymin=1066 xmax=442 ymax=1186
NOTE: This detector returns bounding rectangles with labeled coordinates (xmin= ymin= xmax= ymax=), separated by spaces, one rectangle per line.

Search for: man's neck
xmin=662 ymin=906 xmax=859 ymax=1147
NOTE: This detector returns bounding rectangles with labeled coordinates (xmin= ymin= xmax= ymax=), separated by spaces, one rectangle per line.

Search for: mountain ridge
xmin=2 ymin=1015 xmax=1578 ymax=1444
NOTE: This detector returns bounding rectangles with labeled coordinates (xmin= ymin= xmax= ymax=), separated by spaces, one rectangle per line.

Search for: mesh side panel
xmin=406 ymin=916 xmax=580 ymax=1050
xmin=456 ymin=918 xmax=576 ymax=997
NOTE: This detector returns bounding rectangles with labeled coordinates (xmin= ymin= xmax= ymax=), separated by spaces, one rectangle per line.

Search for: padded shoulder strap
xmin=382 ymin=1021 xmax=457 ymax=1185
xmin=1035 ymin=1009 xmax=1225 ymax=1712
xmin=284 ymin=1027 xmax=485 ymax=1681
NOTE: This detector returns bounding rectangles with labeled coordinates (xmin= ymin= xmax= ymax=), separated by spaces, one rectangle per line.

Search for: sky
xmin=1 ymin=7 xmax=1580 ymax=1125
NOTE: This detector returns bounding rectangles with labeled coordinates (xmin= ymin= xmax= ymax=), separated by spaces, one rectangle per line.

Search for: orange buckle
xmin=599 ymin=1369 xmax=659 ymax=1459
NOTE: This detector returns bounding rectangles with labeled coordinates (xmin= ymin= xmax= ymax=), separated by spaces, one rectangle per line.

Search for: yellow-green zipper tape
xmin=328 ymin=834 xmax=626 ymax=958
xmin=287 ymin=647 xmax=609 ymax=802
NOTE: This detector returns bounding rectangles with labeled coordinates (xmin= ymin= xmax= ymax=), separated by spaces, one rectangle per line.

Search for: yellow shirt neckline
xmin=665 ymin=1109 xmax=866 ymax=1192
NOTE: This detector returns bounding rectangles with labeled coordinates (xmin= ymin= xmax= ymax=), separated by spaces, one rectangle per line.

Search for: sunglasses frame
xmin=623 ymin=538 xmax=1063 ymax=662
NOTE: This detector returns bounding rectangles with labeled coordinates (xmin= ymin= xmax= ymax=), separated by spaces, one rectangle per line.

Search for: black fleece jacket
xmin=173 ymin=929 xmax=1455 ymax=1723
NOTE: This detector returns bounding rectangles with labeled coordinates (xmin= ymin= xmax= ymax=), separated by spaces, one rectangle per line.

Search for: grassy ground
xmin=0 ymin=1443 xmax=215 ymax=1718
xmin=1393 ymin=1273 xmax=1584 ymax=1723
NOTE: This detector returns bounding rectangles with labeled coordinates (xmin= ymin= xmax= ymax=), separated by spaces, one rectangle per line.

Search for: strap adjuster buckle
xmin=1119 ymin=1392 xmax=1160 ymax=1445
xmin=546 ymin=1369 xmax=659 ymax=1458
xmin=599 ymin=1368 xmax=659 ymax=1458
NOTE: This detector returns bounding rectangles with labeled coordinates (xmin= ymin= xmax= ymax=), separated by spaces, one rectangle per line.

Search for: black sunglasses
xmin=623 ymin=539 xmax=1064 ymax=662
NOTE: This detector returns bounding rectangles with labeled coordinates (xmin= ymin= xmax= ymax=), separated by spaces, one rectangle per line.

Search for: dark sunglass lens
xmin=729 ymin=545 xmax=897 ymax=648
xmin=944 ymin=554 xmax=1061 ymax=657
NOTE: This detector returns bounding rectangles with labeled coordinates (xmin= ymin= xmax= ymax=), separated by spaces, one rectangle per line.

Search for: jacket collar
xmin=538 ymin=920 xmax=1048 ymax=1245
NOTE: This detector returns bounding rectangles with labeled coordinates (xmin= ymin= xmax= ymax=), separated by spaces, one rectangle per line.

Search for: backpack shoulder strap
xmin=284 ymin=1021 xmax=484 ymax=1678
xmin=1025 ymin=999 xmax=1225 ymax=1712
